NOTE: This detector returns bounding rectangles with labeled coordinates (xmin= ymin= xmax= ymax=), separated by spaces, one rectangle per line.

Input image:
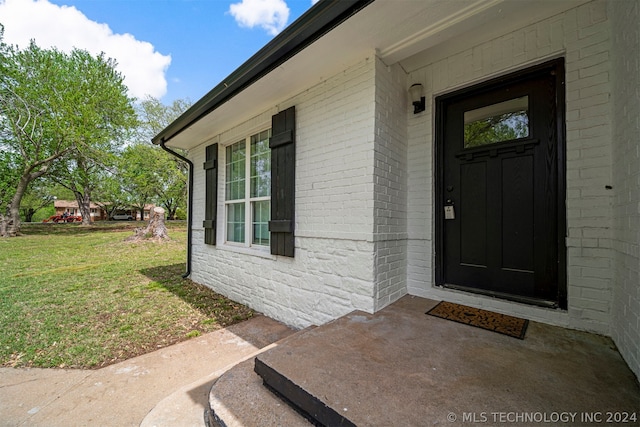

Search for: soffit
xmin=168 ymin=0 xmax=587 ymax=150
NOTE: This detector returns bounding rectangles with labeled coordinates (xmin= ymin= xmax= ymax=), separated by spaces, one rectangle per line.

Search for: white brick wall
xmin=187 ymin=58 xmax=379 ymax=329
xmin=609 ymin=0 xmax=640 ymax=379
xmin=373 ymin=58 xmax=409 ymax=310
xmin=295 ymin=59 xmax=376 ymax=241
xmin=406 ymin=1 xmax=617 ymax=334
xmin=191 ymin=233 xmax=374 ymax=328
xmin=187 ymin=55 xmax=419 ymax=328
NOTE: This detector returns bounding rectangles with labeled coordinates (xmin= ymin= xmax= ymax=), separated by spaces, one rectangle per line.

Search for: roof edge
xmin=152 ymin=0 xmax=374 ymax=146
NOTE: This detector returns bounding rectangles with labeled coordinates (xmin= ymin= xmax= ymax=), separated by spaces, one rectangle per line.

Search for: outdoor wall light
xmin=409 ymin=83 xmax=425 ymax=114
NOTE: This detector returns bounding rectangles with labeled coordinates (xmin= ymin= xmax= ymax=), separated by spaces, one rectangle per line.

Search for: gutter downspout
xmin=160 ymin=139 xmax=193 ymax=279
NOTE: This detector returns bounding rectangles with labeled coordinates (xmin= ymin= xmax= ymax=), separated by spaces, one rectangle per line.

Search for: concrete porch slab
xmin=253 ymin=296 xmax=639 ymax=426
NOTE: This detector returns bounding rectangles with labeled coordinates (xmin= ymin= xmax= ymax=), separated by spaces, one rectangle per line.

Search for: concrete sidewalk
xmin=0 ymin=315 xmax=295 ymax=427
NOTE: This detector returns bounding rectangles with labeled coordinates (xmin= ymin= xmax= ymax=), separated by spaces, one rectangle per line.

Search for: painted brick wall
xmin=372 ymin=58 xmax=409 ymax=310
xmin=609 ymin=0 xmax=640 ymax=379
xmin=295 ymin=59 xmax=376 ymax=241
xmin=188 ymin=55 xmax=416 ymax=328
xmin=191 ymin=232 xmax=375 ymax=328
xmin=188 ymin=58 xmax=378 ymax=329
xmin=406 ymin=1 xmax=616 ymax=334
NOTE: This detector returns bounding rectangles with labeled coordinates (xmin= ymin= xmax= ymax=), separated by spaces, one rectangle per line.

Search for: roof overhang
xmin=154 ymin=0 xmax=588 ymax=150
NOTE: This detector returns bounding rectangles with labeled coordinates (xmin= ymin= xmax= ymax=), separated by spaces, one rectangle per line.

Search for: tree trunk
xmin=162 ymin=199 xmax=177 ymax=220
xmin=4 ymin=174 xmax=30 ymax=237
xmin=2 ymin=164 xmax=48 ymax=237
xmin=23 ymin=208 xmax=35 ymax=223
xmin=75 ymin=189 xmax=92 ymax=226
xmin=125 ymin=207 xmax=169 ymax=242
xmin=0 ymin=213 xmax=8 ymax=237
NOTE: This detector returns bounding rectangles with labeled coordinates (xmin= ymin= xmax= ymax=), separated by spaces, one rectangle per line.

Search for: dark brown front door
xmin=436 ymin=59 xmax=566 ymax=308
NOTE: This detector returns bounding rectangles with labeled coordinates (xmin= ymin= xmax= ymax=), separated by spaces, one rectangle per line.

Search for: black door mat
xmin=427 ymin=301 xmax=529 ymax=339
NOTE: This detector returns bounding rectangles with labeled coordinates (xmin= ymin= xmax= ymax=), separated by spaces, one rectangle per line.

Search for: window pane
xmin=225 ymin=141 xmax=245 ymax=200
xmin=226 ymin=202 xmax=245 ymax=243
xmin=463 ymin=96 xmax=529 ymax=148
xmin=252 ymin=200 xmax=270 ymax=246
xmin=250 ymin=130 xmax=271 ymax=198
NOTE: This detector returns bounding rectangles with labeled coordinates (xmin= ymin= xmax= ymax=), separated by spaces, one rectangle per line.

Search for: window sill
xmin=218 ymin=243 xmax=276 ymax=260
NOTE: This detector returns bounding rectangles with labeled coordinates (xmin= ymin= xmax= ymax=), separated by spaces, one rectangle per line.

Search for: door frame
xmin=434 ymin=58 xmax=567 ymax=309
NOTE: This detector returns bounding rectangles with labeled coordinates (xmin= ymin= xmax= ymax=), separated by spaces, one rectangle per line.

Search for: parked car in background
xmin=111 ymin=213 xmax=134 ymax=221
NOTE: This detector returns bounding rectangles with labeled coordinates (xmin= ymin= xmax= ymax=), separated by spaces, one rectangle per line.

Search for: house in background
xmin=54 ymin=200 xmax=108 ymax=221
xmin=54 ymin=200 xmax=155 ymax=221
xmin=155 ymin=0 xmax=639 ymax=379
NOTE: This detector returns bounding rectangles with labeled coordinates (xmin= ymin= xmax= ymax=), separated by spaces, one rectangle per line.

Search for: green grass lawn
xmin=0 ymin=221 xmax=253 ymax=369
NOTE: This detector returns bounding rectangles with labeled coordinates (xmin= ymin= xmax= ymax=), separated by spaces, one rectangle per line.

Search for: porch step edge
xmin=254 ymin=357 xmax=356 ymax=427
xmin=206 ymin=325 xmax=317 ymax=427
xmin=208 ymin=358 xmax=311 ymax=427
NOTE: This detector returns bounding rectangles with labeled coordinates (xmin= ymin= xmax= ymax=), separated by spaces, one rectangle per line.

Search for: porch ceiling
xmin=166 ymin=0 xmax=586 ymax=150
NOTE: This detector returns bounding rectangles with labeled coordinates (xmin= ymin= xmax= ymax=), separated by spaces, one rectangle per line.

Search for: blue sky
xmin=0 ymin=0 xmax=316 ymax=103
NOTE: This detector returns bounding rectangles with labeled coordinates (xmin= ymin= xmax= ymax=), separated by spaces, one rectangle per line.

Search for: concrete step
xmin=207 ymin=358 xmax=311 ymax=427
xmin=253 ymin=315 xmax=365 ymax=427
xmin=207 ymin=326 xmax=317 ymax=427
xmin=251 ymin=296 xmax=640 ymax=426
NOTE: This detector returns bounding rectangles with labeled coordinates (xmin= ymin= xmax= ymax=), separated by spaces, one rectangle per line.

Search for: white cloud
xmin=229 ymin=0 xmax=290 ymax=36
xmin=0 ymin=0 xmax=171 ymax=99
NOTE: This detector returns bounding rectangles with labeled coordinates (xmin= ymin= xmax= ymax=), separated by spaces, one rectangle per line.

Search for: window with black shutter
xmin=203 ymin=143 xmax=218 ymax=245
xmin=269 ymin=106 xmax=295 ymax=257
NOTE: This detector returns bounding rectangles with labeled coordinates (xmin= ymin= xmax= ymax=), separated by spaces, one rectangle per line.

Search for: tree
xmin=135 ymin=97 xmax=191 ymax=219
xmin=118 ymin=144 xmax=158 ymax=220
xmin=136 ymin=96 xmax=191 ymax=142
xmin=0 ymin=31 xmax=136 ymax=236
xmin=118 ymin=141 xmax=191 ymax=221
xmin=0 ymin=150 xmax=20 ymax=235
xmin=155 ymin=163 xmax=187 ymax=220
xmin=464 ymin=111 xmax=529 ymax=148
xmin=19 ymin=180 xmax=54 ymax=222
xmin=47 ymin=149 xmax=120 ymax=225
xmin=0 ymin=26 xmax=20 ymax=236
xmin=93 ymin=171 xmax=128 ymax=219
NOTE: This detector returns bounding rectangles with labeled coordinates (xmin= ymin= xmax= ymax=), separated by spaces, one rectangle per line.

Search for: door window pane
xmin=464 ymin=96 xmax=529 ymax=148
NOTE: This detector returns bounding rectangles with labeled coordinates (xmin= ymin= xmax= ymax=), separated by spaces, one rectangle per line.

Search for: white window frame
xmin=223 ymin=129 xmax=271 ymax=250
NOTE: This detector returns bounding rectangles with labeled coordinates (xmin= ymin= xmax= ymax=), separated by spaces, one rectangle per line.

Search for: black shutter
xmin=269 ymin=106 xmax=295 ymax=257
xmin=203 ymin=143 xmax=218 ymax=245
